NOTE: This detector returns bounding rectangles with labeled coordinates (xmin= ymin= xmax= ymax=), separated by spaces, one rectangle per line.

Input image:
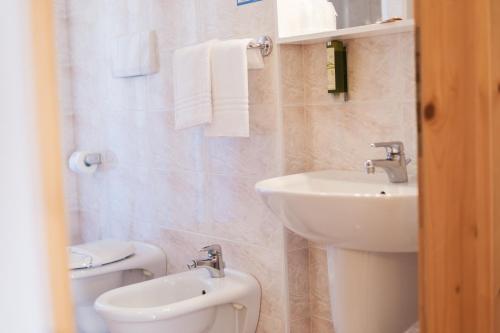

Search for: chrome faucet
xmin=187 ymin=244 xmax=225 ymax=278
xmin=364 ymin=141 xmax=411 ymax=183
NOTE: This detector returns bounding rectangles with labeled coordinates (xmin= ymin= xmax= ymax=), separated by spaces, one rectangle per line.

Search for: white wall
xmin=65 ymin=0 xmax=288 ymax=331
xmin=53 ymin=0 xmax=81 ymax=245
xmin=277 ymin=0 xmax=337 ymax=37
xmin=0 ymin=1 xmax=53 ymax=332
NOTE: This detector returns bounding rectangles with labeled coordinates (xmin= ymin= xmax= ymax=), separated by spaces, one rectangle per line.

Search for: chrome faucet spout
xmin=364 ymin=141 xmax=410 ymax=183
xmin=187 ymin=244 xmax=225 ymax=278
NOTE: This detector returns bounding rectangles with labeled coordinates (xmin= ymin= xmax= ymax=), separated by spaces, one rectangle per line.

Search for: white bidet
xmin=95 ymin=268 xmax=261 ymax=333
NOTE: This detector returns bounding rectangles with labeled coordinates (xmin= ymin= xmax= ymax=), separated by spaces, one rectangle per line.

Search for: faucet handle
xmin=200 ymin=244 xmax=223 ymax=257
xmin=370 ymin=141 xmax=405 ymax=156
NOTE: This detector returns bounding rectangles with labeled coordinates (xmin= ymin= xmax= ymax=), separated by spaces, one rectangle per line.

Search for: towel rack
xmin=247 ymin=36 xmax=273 ymax=57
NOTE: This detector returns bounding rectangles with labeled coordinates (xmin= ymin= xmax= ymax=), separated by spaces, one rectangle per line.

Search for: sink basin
xmin=256 ymin=169 xmax=419 ymax=333
xmin=255 ymin=170 xmax=418 ymax=252
xmin=95 ymin=269 xmax=261 ymax=333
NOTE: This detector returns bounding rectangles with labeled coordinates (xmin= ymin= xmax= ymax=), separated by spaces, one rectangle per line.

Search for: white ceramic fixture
xmin=95 ymin=269 xmax=261 ymax=333
xmin=70 ymin=241 xmax=167 ymax=333
xmin=256 ymin=170 xmax=419 ymax=333
xmin=256 ymin=170 xmax=417 ymax=252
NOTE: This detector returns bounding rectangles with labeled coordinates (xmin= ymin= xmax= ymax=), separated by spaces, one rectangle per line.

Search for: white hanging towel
xmin=205 ymin=39 xmax=252 ymax=137
xmin=111 ymin=30 xmax=159 ymax=78
xmin=173 ymin=40 xmax=215 ymax=130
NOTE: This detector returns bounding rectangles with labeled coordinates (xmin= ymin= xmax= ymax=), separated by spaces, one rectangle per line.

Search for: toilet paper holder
xmin=83 ymin=153 xmax=102 ymax=166
xmin=69 ymin=151 xmax=103 ymax=175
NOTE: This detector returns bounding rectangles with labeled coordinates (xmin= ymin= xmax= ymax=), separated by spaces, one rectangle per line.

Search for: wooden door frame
xmin=31 ymin=1 xmax=75 ymax=332
xmin=416 ymin=0 xmax=500 ymax=332
xmin=24 ymin=0 xmax=500 ymax=332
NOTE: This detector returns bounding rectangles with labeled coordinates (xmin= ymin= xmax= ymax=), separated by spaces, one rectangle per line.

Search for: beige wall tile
xmin=65 ymin=0 xmax=286 ymax=330
xmin=291 ymin=317 xmax=311 ymax=333
xmin=288 ymin=248 xmax=310 ymax=321
xmin=206 ymin=133 xmax=279 ymax=178
xmin=286 ymin=228 xmax=309 ymax=252
xmin=249 ymin=55 xmax=279 ymax=106
xmin=401 ymin=101 xmax=419 ymax=177
xmin=307 ymin=102 xmax=406 ymax=171
xmin=398 ymin=32 xmax=417 ymax=102
xmin=309 ymin=247 xmax=332 ymax=320
xmin=280 ymin=45 xmax=305 ymax=107
xmin=311 ymin=316 xmax=335 ymax=333
xmin=283 ymin=106 xmax=310 ymax=174
xmin=346 ymin=34 xmax=406 ymax=102
xmin=202 ymin=174 xmax=283 ymax=249
xmin=256 ymin=314 xmax=286 ymax=333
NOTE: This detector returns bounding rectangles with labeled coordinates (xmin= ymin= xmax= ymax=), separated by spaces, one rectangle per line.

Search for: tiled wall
xmin=57 ymin=0 xmax=417 ymax=331
xmin=54 ymin=0 xmax=80 ymax=245
xmin=64 ymin=0 xmax=288 ymax=331
xmin=280 ymin=32 xmax=417 ymax=332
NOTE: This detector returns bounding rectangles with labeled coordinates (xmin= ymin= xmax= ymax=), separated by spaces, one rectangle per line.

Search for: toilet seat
xmin=69 ymin=240 xmax=135 ymax=270
xmin=70 ymin=241 xmax=167 ymax=280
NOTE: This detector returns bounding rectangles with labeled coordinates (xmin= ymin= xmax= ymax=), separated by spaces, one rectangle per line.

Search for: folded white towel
xmin=112 ymin=31 xmax=159 ymax=78
xmin=173 ymin=40 xmax=215 ymax=129
xmin=205 ymin=39 xmax=253 ymax=137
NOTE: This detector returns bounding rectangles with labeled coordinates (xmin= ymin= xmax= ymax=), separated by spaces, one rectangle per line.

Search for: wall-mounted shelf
xmin=278 ymin=19 xmax=415 ymax=45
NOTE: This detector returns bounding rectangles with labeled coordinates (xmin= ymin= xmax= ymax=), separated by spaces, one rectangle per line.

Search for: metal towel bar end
xmin=247 ymin=35 xmax=273 ymax=57
xmin=83 ymin=153 xmax=102 ymax=167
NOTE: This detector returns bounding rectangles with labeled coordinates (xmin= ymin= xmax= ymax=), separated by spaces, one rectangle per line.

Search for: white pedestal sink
xmin=256 ymin=170 xmax=418 ymax=333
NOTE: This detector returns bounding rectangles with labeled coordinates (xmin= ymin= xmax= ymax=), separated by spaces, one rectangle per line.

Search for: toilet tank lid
xmin=69 ymin=240 xmax=135 ymax=270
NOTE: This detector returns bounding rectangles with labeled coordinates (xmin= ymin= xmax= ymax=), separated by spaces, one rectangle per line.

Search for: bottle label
xmin=327 ymin=47 xmax=336 ymax=91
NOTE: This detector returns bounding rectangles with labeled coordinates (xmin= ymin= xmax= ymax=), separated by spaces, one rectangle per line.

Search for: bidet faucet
xmin=187 ymin=244 xmax=225 ymax=278
xmin=364 ymin=141 xmax=411 ymax=183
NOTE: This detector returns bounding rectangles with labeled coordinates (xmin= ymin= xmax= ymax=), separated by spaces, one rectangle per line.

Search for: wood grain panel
xmin=491 ymin=0 xmax=500 ymax=332
xmin=30 ymin=1 xmax=75 ymax=332
xmin=416 ymin=0 xmax=500 ymax=332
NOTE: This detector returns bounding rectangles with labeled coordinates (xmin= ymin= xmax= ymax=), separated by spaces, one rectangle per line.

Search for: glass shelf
xmin=278 ymin=19 xmax=415 ymax=45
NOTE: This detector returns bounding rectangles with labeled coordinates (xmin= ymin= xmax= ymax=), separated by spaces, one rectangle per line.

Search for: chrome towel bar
xmin=247 ymin=35 xmax=273 ymax=57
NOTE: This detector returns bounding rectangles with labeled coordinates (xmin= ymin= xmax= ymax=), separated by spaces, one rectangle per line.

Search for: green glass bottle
xmin=326 ymin=40 xmax=348 ymax=94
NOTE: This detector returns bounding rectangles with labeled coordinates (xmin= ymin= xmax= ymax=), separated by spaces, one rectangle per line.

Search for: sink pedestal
xmin=327 ymin=247 xmax=418 ymax=333
xmin=255 ymin=170 xmax=419 ymax=333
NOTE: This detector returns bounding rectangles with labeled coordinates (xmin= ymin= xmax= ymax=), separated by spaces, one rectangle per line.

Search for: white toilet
xmin=69 ymin=240 xmax=167 ymax=333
